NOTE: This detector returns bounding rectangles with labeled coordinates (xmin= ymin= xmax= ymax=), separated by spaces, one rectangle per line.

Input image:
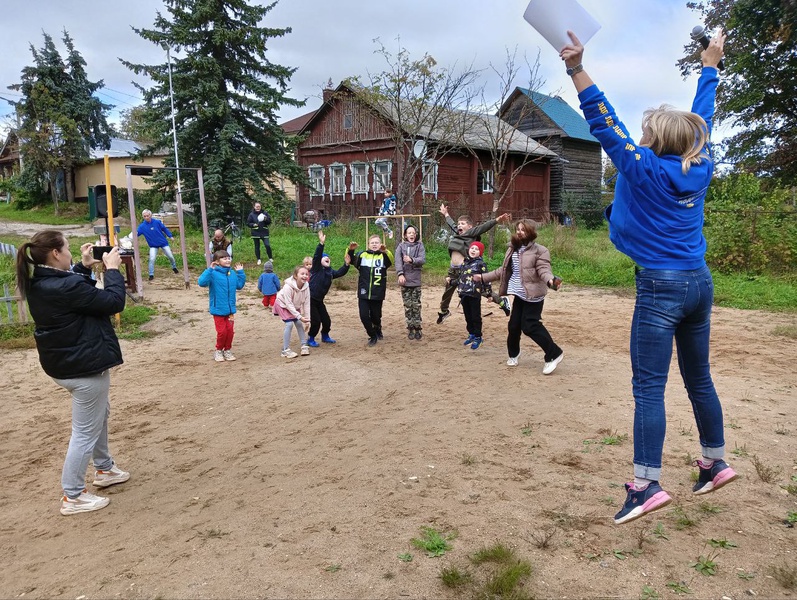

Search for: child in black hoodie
xmin=307 ymin=229 xmax=350 ymax=346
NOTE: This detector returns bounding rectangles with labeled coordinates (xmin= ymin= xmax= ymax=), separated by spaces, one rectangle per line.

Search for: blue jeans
xmin=148 ymin=245 xmax=177 ymax=276
xmin=631 ymin=266 xmax=725 ymax=481
xmin=53 ymin=371 xmax=115 ymax=498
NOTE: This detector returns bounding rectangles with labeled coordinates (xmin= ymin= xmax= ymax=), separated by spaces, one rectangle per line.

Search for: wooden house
xmin=290 ymin=83 xmax=557 ymax=223
xmin=0 ymin=131 xmax=21 ymax=179
xmin=500 ymin=88 xmax=602 ymax=218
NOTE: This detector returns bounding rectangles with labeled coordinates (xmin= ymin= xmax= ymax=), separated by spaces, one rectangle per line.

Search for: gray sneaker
xmin=60 ymin=490 xmax=110 ymax=515
xmin=93 ymin=464 xmax=130 ymax=488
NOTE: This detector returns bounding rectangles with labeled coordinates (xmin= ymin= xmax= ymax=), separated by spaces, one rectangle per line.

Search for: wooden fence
xmin=0 ymin=243 xmax=29 ymax=324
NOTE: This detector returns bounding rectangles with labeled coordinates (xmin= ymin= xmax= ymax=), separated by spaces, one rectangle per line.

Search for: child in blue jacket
xmin=197 ymin=250 xmax=246 ymax=362
xmin=257 ymin=259 xmax=280 ymax=308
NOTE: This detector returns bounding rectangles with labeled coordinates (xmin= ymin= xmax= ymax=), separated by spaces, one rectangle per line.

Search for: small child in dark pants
xmin=456 ymin=241 xmax=489 ymax=350
xmin=257 ymin=259 xmax=280 ymax=308
xmin=307 ymin=229 xmax=351 ymax=346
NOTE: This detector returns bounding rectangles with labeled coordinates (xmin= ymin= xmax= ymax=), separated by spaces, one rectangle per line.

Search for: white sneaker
xmin=300 ymin=345 xmax=310 ymax=356
xmin=543 ymin=352 xmax=563 ymax=375
xmin=223 ymin=350 xmax=236 ymax=361
xmin=281 ymin=348 xmax=298 ymax=359
xmin=507 ymin=351 xmax=521 ymax=367
xmin=257 ymin=259 xmax=262 ymax=265
xmin=93 ymin=464 xmax=130 ymax=488
xmin=214 ymin=350 xmax=225 ymax=362
xmin=60 ymin=489 xmax=110 ymax=515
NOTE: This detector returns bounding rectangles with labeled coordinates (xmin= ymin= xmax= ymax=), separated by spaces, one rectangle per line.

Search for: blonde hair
xmin=640 ymin=105 xmax=709 ymax=174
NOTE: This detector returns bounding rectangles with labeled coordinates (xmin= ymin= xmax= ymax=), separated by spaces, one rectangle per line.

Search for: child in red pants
xmin=197 ymin=250 xmax=246 ymax=362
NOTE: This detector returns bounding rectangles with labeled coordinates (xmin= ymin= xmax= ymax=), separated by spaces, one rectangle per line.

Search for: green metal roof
xmin=518 ymin=88 xmax=597 ymax=143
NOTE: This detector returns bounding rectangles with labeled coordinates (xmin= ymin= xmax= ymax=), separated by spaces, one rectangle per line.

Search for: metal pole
xmin=165 ymin=45 xmax=190 ymax=288
xmin=126 ymin=166 xmax=145 ymax=300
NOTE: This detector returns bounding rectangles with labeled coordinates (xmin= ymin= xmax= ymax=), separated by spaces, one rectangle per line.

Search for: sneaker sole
xmin=614 ymin=491 xmax=672 ymax=525
xmin=60 ymin=498 xmax=110 ymax=515
xmin=693 ymin=469 xmax=739 ymax=495
xmin=93 ymin=473 xmax=130 ymax=488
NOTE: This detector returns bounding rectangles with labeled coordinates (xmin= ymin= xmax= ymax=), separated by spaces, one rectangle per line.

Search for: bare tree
xmin=344 ymin=38 xmax=481 ymax=210
xmin=460 ymin=47 xmax=555 ymax=255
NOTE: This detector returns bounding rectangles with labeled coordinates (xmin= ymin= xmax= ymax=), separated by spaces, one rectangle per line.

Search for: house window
xmin=308 ymin=166 xmax=324 ymax=196
xmin=373 ymin=161 xmax=392 ymax=193
xmin=329 ymin=164 xmax=346 ymax=195
xmin=422 ymin=160 xmax=438 ymax=194
xmin=343 ymin=113 xmax=353 ymax=130
xmin=477 ymin=169 xmax=494 ymax=194
xmin=351 ymin=163 xmax=369 ymax=194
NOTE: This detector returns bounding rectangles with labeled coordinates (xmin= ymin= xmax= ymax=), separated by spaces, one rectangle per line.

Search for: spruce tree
xmin=122 ymin=0 xmax=306 ymax=219
xmin=10 ymin=31 xmax=112 ymax=211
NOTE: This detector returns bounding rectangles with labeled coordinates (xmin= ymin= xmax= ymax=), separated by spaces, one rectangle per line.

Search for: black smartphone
xmin=92 ymin=246 xmax=114 ymax=260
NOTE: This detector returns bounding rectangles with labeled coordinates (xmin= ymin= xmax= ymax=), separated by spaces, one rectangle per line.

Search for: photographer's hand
xmin=81 ymin=243 xmax=102 ymax=268
xmin=102 ymin=247 xmax=122 ymax=270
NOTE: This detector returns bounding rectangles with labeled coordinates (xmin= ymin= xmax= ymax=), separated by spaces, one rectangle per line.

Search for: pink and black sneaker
xmin=614 ymin=481 xmax=672 ymax=525
xmin=692 ymin=460 xmax=739 ymax=495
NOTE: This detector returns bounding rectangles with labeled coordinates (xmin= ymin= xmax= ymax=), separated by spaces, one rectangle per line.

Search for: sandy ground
xmin=1 ymin=271 xmax=795 ymax=599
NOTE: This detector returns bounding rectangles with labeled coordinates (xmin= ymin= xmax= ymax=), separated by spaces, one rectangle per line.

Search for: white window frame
xmin=308 ymin=165 xmax=324 ymax=196
xmin=481 ymin=169 xmax=494 ymax=193
xmin=422 ymin=160 xmax=438 ymax=194
xmin=372 ymin=161 xmax=392 ymax=193
xmin=329 ymin=163 xmax=346 ymax=196
xmin=350 ymin=162 xmax=369 ymax=194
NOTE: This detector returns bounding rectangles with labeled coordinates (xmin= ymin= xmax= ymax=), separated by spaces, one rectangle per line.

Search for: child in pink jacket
xmin=273 ymin=265 xmax=311 ymax=358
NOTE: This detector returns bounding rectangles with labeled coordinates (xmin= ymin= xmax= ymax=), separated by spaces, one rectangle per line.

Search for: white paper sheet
xmin=523 ymin=0 xmax=601 ymax=52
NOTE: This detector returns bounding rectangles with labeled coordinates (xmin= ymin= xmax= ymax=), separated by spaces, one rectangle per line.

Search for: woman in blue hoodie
xmin=198 ymin=250 xmax=246 ymax=362
xmin=561 ymin=29 xmax=737 ymax=525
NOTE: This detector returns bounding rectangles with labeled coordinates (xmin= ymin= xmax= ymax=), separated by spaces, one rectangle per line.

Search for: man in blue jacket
xmin=137 ymin=209 xmax=179 ymax=281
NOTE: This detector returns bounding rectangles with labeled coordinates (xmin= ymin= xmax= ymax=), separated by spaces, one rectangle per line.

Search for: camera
xmin=92 ymin=246 xmax=114 ymax=260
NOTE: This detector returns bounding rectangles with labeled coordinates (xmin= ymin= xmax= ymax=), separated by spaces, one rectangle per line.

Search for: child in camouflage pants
xmin=395 ymin=225 xmax=426 ymax=340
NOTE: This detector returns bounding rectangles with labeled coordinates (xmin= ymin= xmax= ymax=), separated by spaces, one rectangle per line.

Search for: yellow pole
xmin=104 ymin=156 xmax=115 ymax=245
xmin=104 ymin=155 xmax=120 ymax=327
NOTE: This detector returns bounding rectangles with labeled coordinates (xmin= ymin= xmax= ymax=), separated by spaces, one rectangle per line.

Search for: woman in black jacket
xmin=246 ymin=201 xmax=272 ymax=265
xmin=17 ymin=230 xmax=131 ymax=516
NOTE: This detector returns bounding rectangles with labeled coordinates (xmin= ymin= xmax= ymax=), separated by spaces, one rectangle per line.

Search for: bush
xmin=704 ymin=173 xmax=797 ymax=275
xmin=561 ymin=188 xmax=606 ymax=230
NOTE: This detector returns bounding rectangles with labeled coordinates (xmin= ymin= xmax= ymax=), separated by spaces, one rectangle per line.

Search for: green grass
xmin=2 ymin=206 xmax=795 ymax=311
xmin=410 ymin=526 xmax=456 ymax=558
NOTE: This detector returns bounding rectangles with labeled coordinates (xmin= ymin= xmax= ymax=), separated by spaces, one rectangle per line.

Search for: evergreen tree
xmin=122 ymin=0 xmax=306 ymax=219
xmin=10 ymin=31 xmax=112 ymax=211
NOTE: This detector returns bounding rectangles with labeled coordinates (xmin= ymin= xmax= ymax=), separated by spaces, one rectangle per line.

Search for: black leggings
xmin=253 ymin=237 xmax=272 ymax=260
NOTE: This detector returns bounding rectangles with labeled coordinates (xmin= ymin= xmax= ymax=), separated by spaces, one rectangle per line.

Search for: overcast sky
xmin=0 ymin=0 xmax=730 ymax=144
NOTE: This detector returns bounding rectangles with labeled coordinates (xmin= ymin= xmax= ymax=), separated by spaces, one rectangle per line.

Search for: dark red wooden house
xmin=291 ymin=83 xmax=557 ymax=222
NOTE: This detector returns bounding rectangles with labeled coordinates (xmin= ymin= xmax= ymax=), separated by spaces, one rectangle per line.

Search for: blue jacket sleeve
xmin=160 ymin=221 xmax=173 ymax=239
xmin=332 ymin=263 xmax=350 ymax=279
xmin=691 ymin=67 xmax=719 ymax=136
xmin=197 ymin=268 xmax=213 ymax=287
xmin=235 ymin=269 xmax=246 ymax=290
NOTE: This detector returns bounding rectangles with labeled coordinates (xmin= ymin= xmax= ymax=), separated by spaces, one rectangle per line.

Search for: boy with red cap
xmin=455 ymin=241 xmax=491 ymax=350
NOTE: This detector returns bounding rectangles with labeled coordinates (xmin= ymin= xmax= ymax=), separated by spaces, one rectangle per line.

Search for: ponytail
xmin=15 ymin=230 xmax=66 ymax=300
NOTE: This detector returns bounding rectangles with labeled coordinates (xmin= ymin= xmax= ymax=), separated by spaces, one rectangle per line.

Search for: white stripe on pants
xmin=53 ymin=370 xmax=114 ymax=498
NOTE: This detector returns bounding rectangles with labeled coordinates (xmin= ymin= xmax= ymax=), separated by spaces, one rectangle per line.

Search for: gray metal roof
xmin=89 ymin=138 xmax=143 ymax=160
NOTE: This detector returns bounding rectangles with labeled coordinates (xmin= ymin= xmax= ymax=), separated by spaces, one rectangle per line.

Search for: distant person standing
xmin=247 ymin=202 xmax=272 ymax=265
xmin=137 ymin=209 xmax=179 ymax=281
xmin=209 ymin=229 xmax=233 ymax=259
